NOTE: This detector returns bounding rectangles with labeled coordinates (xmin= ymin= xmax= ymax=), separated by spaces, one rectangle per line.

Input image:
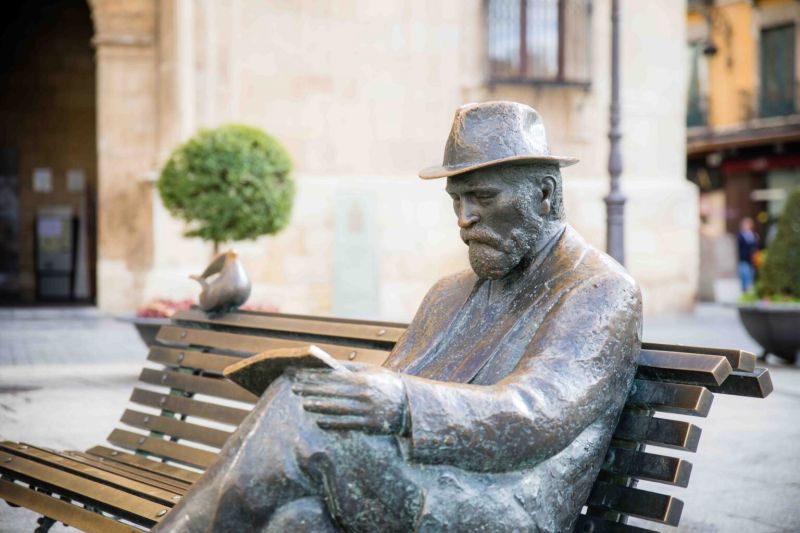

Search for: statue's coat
xmin=156 ymin=225 xmax=641 ymax=532
xmin=380 ymin=225 xmax=642 ymax=530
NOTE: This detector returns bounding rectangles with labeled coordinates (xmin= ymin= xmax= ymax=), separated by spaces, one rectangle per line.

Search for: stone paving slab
xmin=0 ymin=304 xmax=798 ymax=532
xmin=0 ymin=363 xmax=142 ymax=533
xmin=0 ymin=308 xmax=146 ymax=365
xmin=627 ymin=364 xmax=800 ymax=533
xmin=639 ymin=305 xmax=800 ymax=531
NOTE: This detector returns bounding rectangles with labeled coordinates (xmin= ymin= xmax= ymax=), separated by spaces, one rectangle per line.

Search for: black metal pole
xmin=605 ymin=0 xmax=626 ymax=265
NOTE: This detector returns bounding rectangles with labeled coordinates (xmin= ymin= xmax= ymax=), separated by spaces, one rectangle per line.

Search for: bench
xmin=0 ymin=308 xmax=773 ymax=532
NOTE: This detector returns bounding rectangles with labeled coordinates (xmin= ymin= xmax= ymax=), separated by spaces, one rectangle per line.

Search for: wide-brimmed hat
xmin=419 ymin=101 xmax=578 ymax=180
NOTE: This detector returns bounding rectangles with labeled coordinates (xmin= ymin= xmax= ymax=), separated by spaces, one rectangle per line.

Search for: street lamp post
xmin=605 ymin=0 xmax=626 ymax=265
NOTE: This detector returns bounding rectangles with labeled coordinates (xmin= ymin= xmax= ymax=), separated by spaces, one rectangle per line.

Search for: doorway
xmin=0 ymin=0 xmax=97 ymax=304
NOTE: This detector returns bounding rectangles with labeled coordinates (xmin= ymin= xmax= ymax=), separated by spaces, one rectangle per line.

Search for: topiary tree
xmin=756 ymin=186 xmax=800 ymax=300
xmin=158 ymin=124 xmax=295 ymax=253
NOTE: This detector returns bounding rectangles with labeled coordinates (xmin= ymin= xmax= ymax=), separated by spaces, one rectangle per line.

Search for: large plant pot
xmin=117 ymin=316 xmax=171 ymax=347
xmin=738 ymin=303 xmax=800 ymax=363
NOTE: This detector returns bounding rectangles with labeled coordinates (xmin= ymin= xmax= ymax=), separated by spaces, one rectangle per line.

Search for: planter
xmin=117 ymin=316 xmax=171 ymax=347
xmin=738 ymin=303 xmax=800 ymax=363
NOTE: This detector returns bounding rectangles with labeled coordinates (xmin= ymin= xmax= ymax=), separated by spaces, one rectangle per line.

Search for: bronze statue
xmin=190 ymin=249 xmax=251 ymax=313
xmin=155 ymin=101 xmax=642 ymax=532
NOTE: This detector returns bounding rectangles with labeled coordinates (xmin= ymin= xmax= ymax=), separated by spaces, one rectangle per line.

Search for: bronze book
xmin=223 ymin=344 xmax=349 ymax=396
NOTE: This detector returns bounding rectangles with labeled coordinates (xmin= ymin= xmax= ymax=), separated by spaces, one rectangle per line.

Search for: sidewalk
xmin=1 ymin=304 xmax=798 ymax=532
xmin=0 ymin=307 xmax=146 ymax=365
xmin=640 ymin=305 xmax=800 ymax=532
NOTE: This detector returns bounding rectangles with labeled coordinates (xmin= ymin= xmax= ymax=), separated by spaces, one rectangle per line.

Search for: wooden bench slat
xmin=121 ymin=409 xmax=231 ymax=449
xmin=586 ymin=482 xmax=684 ymax=526
xmin=574 ymin=515 xmax=657 ymax=533
xmin=156 ymin=325 xmax=391 ymax=366
xmin=64 ymin=451 xmax=191 ymax=494
xmin=86 ymin=446 xmax=202 ymax=484
xmin=613 ymin=412 xmax=701 ymax=452
xmin=637 ymin=349 xmax=732 ymax=386
xmin=0 ymin=479 xmax=141 ymax=533
xmin=0 ymin=450 xmax=167 ymax=526
xmin=0 ymin=442 xmax=181 ymax=505
xmin=138 ymin=368 xmax=257 ymax=404
xmin=602 ymin=447 xmax=692 ymax=487
xmin=107 ymin=430 xmax=217 ymax=470
xmin=148 ymin=346 xmax=242 ymax=374
xmin=705 ymin=368 xmax=774 ymax=398
xmin=130 ymin=387 xmax=249 ymax=426
xmin=641 ymin=341 xmax=756 ymax=372
xmin=172 ymin=308 xmax=407 ymax=344
xmin=627 ymin=380 xmax=713 ymax=417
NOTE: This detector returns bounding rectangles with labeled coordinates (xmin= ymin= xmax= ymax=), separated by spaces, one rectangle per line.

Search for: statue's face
xmin=446 ymin=165 xmax=548 ymax=280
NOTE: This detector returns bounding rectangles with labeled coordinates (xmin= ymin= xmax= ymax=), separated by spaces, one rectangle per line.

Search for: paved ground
xmin=636 ymin=306 xmax=800 ymax=532
xmin=0 ymin=307 xmax=145 ymax=365
xmin=0 ymin=304 xmax=798 ymax=532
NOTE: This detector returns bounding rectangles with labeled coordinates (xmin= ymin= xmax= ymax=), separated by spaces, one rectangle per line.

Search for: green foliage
xmin=158 ymin=124 xmax=295 ymax=247
xmin=740 ymin=290 xmax=800 ymax=304
xmin=739 ymin=290 xmax=759 ymax=303
xmin=756 ymin=187 xmax=800 ymax=299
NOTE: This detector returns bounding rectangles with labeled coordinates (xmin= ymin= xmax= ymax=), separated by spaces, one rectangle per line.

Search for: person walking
xmin=737 ymin=217 xmax=759 ymax=292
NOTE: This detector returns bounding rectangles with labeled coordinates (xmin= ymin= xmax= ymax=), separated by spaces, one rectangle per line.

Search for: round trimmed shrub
xmin=158 ymin=124 xmax=295 ymax=250
xmin=757 ymin=186 xmax=800 ymax=300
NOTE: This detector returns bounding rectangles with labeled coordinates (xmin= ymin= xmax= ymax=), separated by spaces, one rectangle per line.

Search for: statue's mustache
xmin=461 ymin=227 xmax=505 ymax=250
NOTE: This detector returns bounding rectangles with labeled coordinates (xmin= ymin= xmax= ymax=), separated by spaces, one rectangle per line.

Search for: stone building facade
xmin=2 ymin=0 xmax=697 ymax=319
xmin=686 ymin=0 xmax=800 ymax=301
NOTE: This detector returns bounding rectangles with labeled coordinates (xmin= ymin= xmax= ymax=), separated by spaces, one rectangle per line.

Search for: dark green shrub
xmin=158 ymin=124 xmax=295 ymax=251
xmin=757 ymin=187 xmax=800 ymax=300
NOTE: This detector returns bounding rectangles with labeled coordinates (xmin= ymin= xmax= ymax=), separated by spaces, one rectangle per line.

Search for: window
xmin=687 ymin=42 xmax=709 ymax=127
xmin=486 ymin=0 xmax=592 ymax=85
xmin=760 ymin=24 xmax=796 ymax=118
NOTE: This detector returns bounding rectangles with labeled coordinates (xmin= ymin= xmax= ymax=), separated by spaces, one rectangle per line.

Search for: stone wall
xmin=92 ymin=0 xmax=698 ymax=318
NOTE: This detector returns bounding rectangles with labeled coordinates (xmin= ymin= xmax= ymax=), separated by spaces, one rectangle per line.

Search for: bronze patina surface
xmin=154 ymin=101 xmax=642 ymax=532
xmin=190 ymin=250 xmax=251 ymax=314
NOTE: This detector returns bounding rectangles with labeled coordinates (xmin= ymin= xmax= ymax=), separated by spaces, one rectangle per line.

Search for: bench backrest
xmin=107 ymin=309 xmax=772 ymax=533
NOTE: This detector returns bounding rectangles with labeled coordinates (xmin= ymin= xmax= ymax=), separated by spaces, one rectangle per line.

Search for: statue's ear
xmin=540 ymin=175 xmax=556 ymax=216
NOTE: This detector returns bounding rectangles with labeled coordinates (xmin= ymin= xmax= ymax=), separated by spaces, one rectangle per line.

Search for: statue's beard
xmin=462 ymin=214 xmax=544 ymax=280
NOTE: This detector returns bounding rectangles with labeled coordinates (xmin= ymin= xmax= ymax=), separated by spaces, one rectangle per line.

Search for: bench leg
xmin=34 ymin=515 xmax=56 ymax=533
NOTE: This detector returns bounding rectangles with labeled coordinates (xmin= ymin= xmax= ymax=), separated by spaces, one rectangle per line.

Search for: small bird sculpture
xmin=190 ymin=249 xmax=252 ymax=314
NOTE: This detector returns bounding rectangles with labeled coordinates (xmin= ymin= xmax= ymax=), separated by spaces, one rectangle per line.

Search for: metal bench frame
xmin=0 ymin=309 xmax=773 ymax=532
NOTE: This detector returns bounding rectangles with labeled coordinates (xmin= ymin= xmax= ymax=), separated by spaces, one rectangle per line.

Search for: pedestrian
xmin=736 ymin=217 xmax=759 ymax=292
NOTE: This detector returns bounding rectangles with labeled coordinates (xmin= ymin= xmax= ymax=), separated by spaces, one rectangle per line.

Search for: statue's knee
xmin=262 ymin=497 xmax=339 ymax=533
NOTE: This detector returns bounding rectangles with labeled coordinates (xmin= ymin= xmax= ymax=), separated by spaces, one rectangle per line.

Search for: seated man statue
xmin=156 ymin=101 xmax=642 ymax=532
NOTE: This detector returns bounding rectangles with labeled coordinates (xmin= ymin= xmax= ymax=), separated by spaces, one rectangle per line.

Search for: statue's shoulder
xmin=391 ymin=269 xmax=478 ymax=357
xmin=561 ymin=226 xmax=640 ymax=296
xmin=420 ymin=269 xmax=478 ymax=309
xmin=434 ymin=268 xmax=479 ymax=291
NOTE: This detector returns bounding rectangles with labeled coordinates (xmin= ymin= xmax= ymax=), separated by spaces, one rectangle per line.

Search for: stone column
xmin=89 ymin=0 xmax=158 ymax=311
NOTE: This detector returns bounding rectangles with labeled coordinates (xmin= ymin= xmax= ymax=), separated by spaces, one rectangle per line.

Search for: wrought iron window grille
xmin=485 ymin=0 xmax=592 ymax=87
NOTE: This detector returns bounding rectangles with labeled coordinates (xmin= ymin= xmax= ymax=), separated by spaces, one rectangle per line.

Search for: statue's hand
xmin=290 ymin=365 xmax=407 ymax=434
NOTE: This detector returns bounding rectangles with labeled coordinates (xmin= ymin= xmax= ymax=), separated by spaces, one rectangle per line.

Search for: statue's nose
xmin=457 ymin=201 xmax=480 ymax=229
